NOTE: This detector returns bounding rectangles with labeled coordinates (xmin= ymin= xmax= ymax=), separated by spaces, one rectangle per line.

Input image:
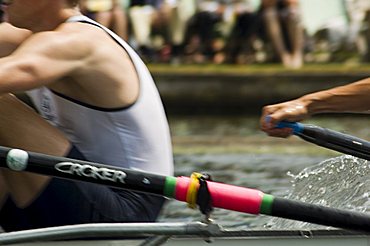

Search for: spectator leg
xmin=263 ymin=6 xmax=291 ymax=67
xmin=283 ymin=3 xmax=304 ymax=68
xmin=111 ymin=5 xmax=128 ymax=40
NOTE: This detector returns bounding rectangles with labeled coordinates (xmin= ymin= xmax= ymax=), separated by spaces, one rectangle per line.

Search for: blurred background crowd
xmin=1 ymin=0 xmax=370 ymax=68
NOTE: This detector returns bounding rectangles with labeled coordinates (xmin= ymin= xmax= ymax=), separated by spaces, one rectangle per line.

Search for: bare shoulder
xmin=17 ymin=21 xmax=127 ymax=61
xmin=13 ymin=24 xmax=96 ymax=61
xmin=58 ymin=21 xmax=132 ymax=57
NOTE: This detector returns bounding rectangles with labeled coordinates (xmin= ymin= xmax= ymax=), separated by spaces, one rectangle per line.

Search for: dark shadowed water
xmin=158 ymin=115 xmax=370 ymax=229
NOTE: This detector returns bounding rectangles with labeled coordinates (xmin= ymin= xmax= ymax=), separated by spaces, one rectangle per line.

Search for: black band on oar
xmin=276 ymin=121 xmax=370 ymax=161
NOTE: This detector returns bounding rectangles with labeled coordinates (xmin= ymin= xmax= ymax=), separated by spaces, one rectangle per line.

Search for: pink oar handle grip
xmin=175 ymin=176 xmax=264 ymax=214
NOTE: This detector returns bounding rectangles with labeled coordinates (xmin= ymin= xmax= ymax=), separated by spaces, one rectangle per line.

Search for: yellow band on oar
xmin=186 ymin=172 xmax=202 ymax=209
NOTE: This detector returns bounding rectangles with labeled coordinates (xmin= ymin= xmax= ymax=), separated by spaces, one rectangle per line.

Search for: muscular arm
xmin=0 ymin=30 xmax=89 ymax=93
xmin=260 ymin=77 xmax=370 ymax=137
xmin=302 ymin=77 xmax=370 ymax=114
xmin=0 ymin=23 xmax=32 ymax=57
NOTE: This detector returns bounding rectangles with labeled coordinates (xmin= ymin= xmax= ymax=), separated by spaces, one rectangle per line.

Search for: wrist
xmin=299 ymin=94 xmax=320 ymax=116
xmin=301 ymin=90 xmax=339 ymax=115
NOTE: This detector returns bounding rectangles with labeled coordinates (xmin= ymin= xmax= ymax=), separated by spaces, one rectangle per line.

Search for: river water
xmin=158 ymin=115 xmax=370 ymax=230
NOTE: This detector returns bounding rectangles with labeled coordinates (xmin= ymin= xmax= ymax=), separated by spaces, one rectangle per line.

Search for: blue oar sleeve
xmin=275 ymin=121 xmax=304 ymax=134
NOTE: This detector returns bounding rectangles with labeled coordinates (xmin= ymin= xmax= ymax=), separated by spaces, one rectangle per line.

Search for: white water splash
xmin=264 ymin=155 xmax=370 ymax=230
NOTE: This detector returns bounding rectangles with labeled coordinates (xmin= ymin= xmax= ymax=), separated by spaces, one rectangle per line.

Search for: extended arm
xmin=260 ymin=77 xmax=370 ymax=137
xmin=301 ymin=77 xmax=370 ymax=114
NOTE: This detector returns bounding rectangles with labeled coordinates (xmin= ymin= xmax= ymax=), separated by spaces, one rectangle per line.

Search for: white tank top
xmin=26 ymin=16 xmax=173 ymax=176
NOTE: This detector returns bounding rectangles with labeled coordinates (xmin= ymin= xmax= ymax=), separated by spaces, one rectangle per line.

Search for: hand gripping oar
xmin=1 ymin=146 xmax=370 ymax=232
xmin=275 ymin=121 xmax=370 ymax=161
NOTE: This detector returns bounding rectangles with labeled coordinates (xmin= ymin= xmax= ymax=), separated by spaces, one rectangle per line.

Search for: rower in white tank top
xmin=26 ymin=15 xmax=173 ymax=176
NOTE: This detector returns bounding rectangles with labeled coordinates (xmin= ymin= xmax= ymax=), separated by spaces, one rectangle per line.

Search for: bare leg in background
xmin=262 ymin=0 xmax=304 ymax=68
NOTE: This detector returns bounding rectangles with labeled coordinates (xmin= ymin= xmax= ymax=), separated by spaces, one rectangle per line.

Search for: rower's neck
xmin=30 ymin=8 xmax=81 ymax=33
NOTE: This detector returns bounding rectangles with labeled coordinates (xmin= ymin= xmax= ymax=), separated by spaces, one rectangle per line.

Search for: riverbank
xmin=148 ymin=63 xmax=370 ymax=114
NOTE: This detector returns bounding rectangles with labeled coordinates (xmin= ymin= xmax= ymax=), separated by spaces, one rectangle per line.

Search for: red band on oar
xmin=175 ymin=176 xmax=264 ymax=214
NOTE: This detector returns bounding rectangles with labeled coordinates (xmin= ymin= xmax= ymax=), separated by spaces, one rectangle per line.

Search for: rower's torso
xmin=23 ymin=16 xmax=174 ymax=175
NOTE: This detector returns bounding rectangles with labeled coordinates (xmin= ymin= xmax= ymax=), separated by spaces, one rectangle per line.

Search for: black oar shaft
xmin=301 ymin=125 xmax=370 ymax=160
xmin=298 ymin=132 xmax=370 ymax=161
xmin=276 ymin=122 xmax=370 ymax=161
xmin=0 ymin=146 xmax=167 ymax=196
xmin=272 ymin=197 xmax=370 ymax=232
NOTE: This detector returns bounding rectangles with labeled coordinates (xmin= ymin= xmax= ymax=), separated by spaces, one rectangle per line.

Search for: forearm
xmin=0 ymin=57 xmax=37 ymax=93
xmin=302 ymin=77 xmax=370 ymax=115
xmin=0 ymin=23 xmax=31 ymax=57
